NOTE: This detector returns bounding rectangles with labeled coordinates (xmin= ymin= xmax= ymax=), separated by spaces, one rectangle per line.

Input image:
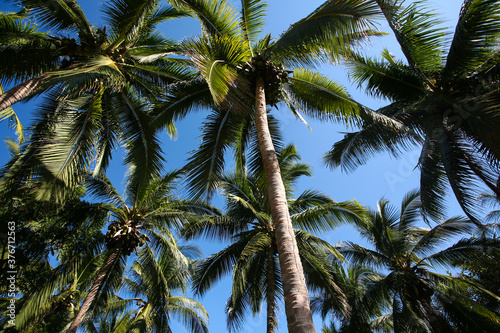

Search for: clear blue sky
xmin=0 ymin=0 xmax=466 ymax=332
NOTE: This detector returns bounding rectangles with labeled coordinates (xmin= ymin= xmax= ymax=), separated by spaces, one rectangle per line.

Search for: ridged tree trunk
xmin=67 ymin=247 xmax=121 ymax=333
xmin=0 ymin=75 xmax=47 ymax=111
xmin=266 ymin=248 xmax=276 ymax=333
xmin=254 ymin=76 xmax=315 ymax=333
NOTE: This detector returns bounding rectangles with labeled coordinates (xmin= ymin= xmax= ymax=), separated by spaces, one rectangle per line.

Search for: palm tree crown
xmin=324 ymin=0 xmax=500 ymax=220
xmin=0 ymin=0 xmax=194 ymax=199
xmin=339 ymin=190 xmax=500 ymax=332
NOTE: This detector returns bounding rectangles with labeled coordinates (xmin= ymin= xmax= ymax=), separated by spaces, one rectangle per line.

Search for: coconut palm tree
xmin=66 ymin=169 xmax=216 ymax=333
xmin=324 ymin=0 xmax=500 ymax=220
xmin=339 ymin=190 xmax=500 ymax=332
xmin=182 ymin=144 xmax=361 ymax=332
xmin=158 ymin=1 xmax=381 ymax=330
xmin=311 ymin=263 xmax=392 ymax=333
xmin=0 ymin=0 xmax=193 ymax=198
xmin=120 ymin=243 xmax=209 ymax=333
xmin=0 ymin=0 xmax=190 ymax=111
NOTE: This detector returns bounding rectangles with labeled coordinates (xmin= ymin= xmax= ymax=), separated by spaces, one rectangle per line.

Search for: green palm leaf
xmin=443 ymin=0 xmax=500 ymax=80
xmin=271 ymin=0 xmax=381 ymax=67
xmin=240 ymin=0 xmax=267 ymax=50
xmin=375 ymin=0 xmax=446 ymax=72
xmin=7 ymin=0 xmax=93 ymax=36
xmin=167 ymin=0 xmax=241 ymax=37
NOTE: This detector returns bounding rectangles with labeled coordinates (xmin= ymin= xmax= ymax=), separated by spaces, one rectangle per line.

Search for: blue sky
xmin=0 ymin=0 xmax=467 ymax=332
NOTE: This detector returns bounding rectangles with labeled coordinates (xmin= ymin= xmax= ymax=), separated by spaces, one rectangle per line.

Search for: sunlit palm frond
xmin=272 ymin=0 xmax=381 ymax=67
xmin=183 ymin=34 xmax=251 ymax=108
xmin=377 ymin=0 xmax=446 ymax=73
xmin=0 ymin=84 xmax=23 ymax=142
xmin=240 ymin=0 xmax=267 ymax=50
xmin=286 ymin=69 xmax=359 ymax=126
xmin=291 ymin=194 xmax=362 ymax=233
xmin=8 ymin=0 xmax=92 ymax=36
xmin=169 ymin=297 xmax=210 ymax=333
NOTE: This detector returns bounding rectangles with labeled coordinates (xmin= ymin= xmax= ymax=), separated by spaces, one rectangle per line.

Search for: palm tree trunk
xmin=254 ymin=76 xmax=315 ymax=333
xmin=0 ymin=75 xmax=48 ymax=111
xmin=266 ymin=249 xmax=276 ymax=333
xmin=67 ymin=247 xmax=121 ymax=333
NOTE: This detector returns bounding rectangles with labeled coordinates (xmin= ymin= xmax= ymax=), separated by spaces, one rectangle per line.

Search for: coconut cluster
xmin=53 ymin=28 xmax=109 ymax=69
xmin=105 ymin=221 xmax=148 ymax=255
xmin=237 ymin=54 xmax=289 ymax=106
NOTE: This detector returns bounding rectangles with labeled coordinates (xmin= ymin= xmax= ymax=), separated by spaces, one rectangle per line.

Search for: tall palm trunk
xmin=266 ymin=248 xmax=276 ymax=333
xmin=67 ymin=247 xmax=121 ymax=333
xmin=0 ymin=75 xmax=48 ymax=111
xmin=254 ymin=76 xmax=315 ymax=333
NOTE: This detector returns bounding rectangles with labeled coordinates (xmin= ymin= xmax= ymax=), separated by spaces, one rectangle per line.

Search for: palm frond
xmin=376 ymin=0 xmax=446 ymax=73
xmin=323 ymin=118 xmax=419 ymax=173
xmin=167 ymin=0 xmax=241 ymax=37
xmin=424 ymin=236 xmax=500 ymax=268
xmin=183 ymin=35 xmax=251 ymax=109
xmin=291 ymin=195 xmax=362 ymax=233
xmin=0 ymin=13 xmax=55 ymax=85
xmin=443 ymin=0 xmax=500 ymax=80
xmin=339 ymin=242 xmax=390 ymax=268
xmin=286 ymin=69 xmax=359 ymax=126
xmin=192 ymin=234 xmax=250 ymax=296
xmin=169 ymin=297 xmax=210 ymax=333
xmin=347 ymin=52 xmax=427 ymax=101
xmin=418 ymin=137 xmax=448 ymax=221
xmin=183 ymin=109 xmax=248 ymax=199
xmin=9 ymin=0 xmax=93 ymax=36
xmin=118 ymin=91 xmax=164 ymax=202
xmin=104 ymin=0 xmax=162 ymax=50
xmin=84 ymin=173 xmax=125 ymax=207
xmin=239 ymin=0 xmax=267 ymax=50
xmin=271 ymin=0 xmax=381 ymax=67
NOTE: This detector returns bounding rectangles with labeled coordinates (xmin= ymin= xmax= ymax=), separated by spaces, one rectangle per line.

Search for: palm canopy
xmin=339 ymin=190 xmax=500 ymax=332
xmin=155 ymin=0 xmax=383 ymax=198
xmin=324 ymin=0 xmax=500 ymax=220
xmin=1 ymin=0 xmax=191 ymax=109
xmin=181 ymin=144 xmax=362 ymax=332
xmin=63 ymin=168 xmax=217 ymax=332
xmin=311 ymin=264 xmax=393 ymax=333
xmin=0 ymin=0 xmax=194 ymax=200
xmin=120 ymin=244 xmax=209 ymax=333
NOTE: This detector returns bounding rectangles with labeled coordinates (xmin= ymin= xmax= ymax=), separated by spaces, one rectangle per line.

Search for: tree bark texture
xmin=67 ymin=247 xmax=121 ymax=333
xmin=254 ymin=76 xmax=315 ymax=333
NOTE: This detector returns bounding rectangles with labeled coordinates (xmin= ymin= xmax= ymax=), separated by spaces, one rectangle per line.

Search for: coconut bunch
xmin=237 ymin=53 xmax=289 ymax=106
xmin=105 ymin=220 xmax=150 ymax=255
